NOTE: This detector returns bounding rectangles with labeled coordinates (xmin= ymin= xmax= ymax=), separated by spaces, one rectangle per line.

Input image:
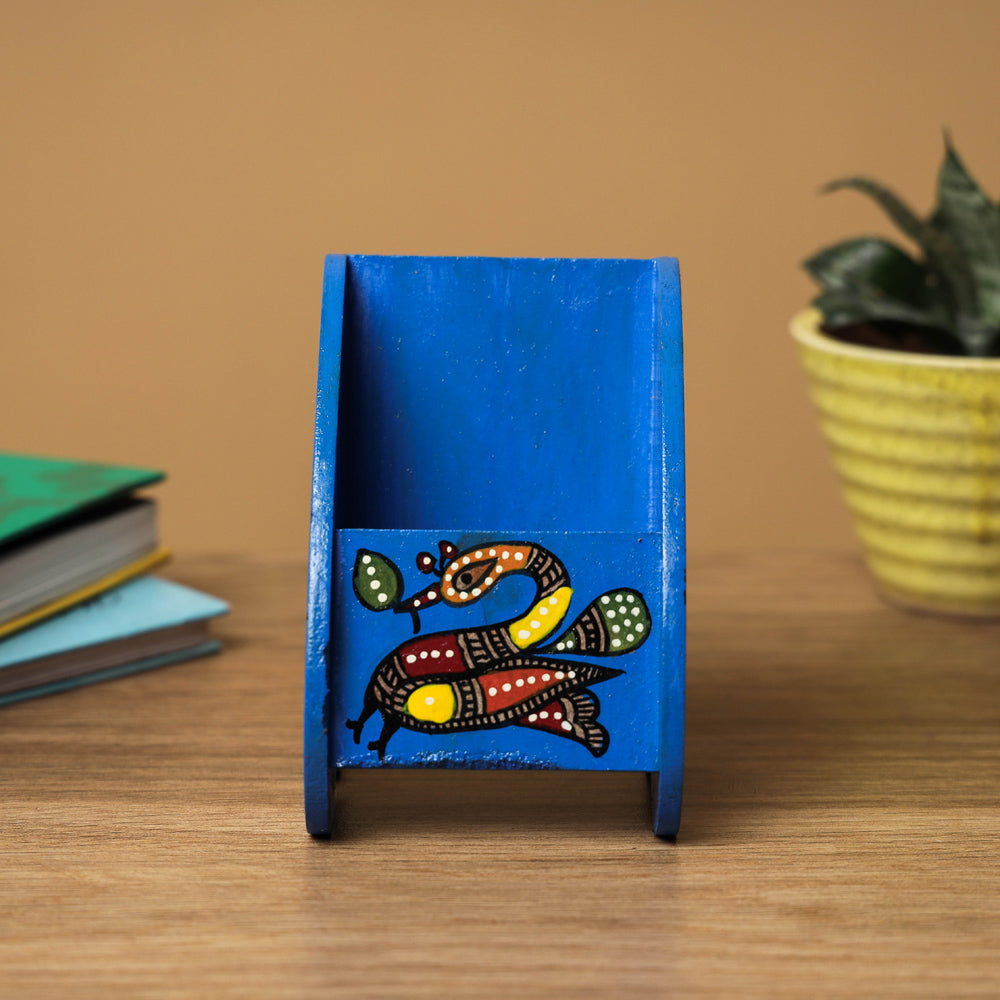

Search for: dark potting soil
xmin=823 ymin=321 xmax=967 ymax=357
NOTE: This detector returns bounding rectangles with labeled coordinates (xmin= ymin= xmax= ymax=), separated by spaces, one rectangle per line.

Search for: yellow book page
xmin=0 ymin=547 xmax=171 ymax=640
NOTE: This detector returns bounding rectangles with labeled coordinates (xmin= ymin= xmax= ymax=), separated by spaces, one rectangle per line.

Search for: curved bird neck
xmin=523 ymin=545 xmax=570 ymax=601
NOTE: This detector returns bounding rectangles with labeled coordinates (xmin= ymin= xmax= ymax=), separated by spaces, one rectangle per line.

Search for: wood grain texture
xmin=2 ymin=551 xmax=998 ymax=998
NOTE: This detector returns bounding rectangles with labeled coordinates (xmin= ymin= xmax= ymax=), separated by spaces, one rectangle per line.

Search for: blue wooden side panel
xmin=653 ymin=257 xmax=685 ymax=838
xmin=304 ymin=255 xmax=346 ymax=836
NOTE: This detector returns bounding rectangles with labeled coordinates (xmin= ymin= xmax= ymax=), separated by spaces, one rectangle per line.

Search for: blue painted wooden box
xmin=305 ymin=255 xmax=685 ymax=837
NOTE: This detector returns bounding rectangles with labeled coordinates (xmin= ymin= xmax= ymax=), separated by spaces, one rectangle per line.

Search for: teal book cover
xmin=0 ymin=576 xmax=229 ymax=705
xmin=0 ymin=452 xmax=163 ymax=547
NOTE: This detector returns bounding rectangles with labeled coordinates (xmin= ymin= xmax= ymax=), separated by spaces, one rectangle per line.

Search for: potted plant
xmin=792 ymin=137 xmax=1000 ymax=616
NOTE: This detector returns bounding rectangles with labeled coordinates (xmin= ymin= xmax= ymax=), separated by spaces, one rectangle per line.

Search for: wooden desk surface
xmin=2 ymin=551 xmax=998 ymax=998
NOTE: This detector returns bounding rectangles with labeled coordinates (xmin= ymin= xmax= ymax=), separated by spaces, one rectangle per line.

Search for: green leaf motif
xmin=540 ymin=588 xmax=651 ymax=657
xmin=353 ymin=549 xmax=404 ymax=611
xmin=593 ymin=589 xmax=651 ymax=655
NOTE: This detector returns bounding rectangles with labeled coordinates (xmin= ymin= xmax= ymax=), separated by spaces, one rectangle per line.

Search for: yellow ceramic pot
xmin=791 ymin=307 xmax=1000 ymax=617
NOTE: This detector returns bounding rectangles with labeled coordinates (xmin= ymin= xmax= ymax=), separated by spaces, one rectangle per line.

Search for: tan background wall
xmin=3 ymin=0 xmax=999 ymax=558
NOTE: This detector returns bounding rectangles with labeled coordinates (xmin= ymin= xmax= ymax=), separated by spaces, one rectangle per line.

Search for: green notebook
xmin=0 ymin=453 xmax=168 ymax=637
xmin=0 ymin=452 xmax=163 ymax=547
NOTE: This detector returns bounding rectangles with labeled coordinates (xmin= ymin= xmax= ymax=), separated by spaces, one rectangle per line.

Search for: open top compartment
xmin=333 ymin=255 xmax=668 ymax=532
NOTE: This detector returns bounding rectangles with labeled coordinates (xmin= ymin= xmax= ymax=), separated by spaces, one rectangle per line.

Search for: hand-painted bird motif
xmin=346 ymin=539 xmax=651 ymax=760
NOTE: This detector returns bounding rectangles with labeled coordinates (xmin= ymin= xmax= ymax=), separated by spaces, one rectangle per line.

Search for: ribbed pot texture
xmin=791 ymin=307 xmax=1000 ymax=617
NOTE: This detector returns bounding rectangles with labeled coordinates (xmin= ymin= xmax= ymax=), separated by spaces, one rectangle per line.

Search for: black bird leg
xmin=367 ymin=713 xmax=401 ymax=760
xmin=346 ymin=686 xmax=380 ymax=744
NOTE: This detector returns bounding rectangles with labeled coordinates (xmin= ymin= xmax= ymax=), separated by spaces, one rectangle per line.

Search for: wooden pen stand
xmin=305 ymin=255 xmax=685 ymax=837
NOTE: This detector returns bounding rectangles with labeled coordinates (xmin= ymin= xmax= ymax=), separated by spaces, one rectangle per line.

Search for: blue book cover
xmin=0 ymin=576 xmax=229 ymax=705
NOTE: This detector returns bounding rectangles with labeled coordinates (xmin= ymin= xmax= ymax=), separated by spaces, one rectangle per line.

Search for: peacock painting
xmin=345 ymin=539 xmax=651 ymax=760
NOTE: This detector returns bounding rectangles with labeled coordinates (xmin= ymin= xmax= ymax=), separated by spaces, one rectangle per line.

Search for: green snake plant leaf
xmin=936 ymin=136 xmax=1000 ymax=329
xmin=804 ymin=236 xmax=943 ymax=315
xmin=811 ymin=289 xmax=955 ymax=340
xmin=822 ymin=175 xmax=979 ymax=326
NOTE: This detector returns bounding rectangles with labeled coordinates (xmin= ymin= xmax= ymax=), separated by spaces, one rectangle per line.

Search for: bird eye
xmin=452 ymin=559 xmax=495 ymax=596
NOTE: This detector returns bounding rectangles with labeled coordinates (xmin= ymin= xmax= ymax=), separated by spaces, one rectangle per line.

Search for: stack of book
xmin=0 ymin=452 xmax=228 ymax=705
